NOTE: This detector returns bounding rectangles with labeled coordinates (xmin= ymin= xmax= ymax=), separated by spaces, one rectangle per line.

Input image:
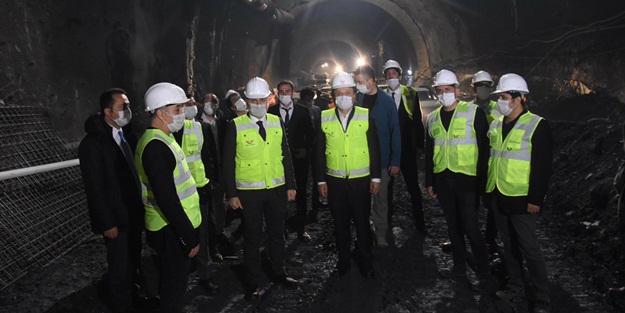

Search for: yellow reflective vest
xmin=321 ymin=107 xmax=370 ymax=179
xmin=181 ymin=120 xmax=209 ymax=188
xmin=136 ymin=128 xmax=201 ymax=231
xmin=486 ymin=112 xmax=542 ymax=196
xmin=384 ymin=85 xmax=415 ymax=119
xmin=233 ymin=114 xmax=286 ymax=190
xmin=478 ymin=100 xmax=501 ymax=126
xmin=427 ymin=101 xmax=479 ymax=176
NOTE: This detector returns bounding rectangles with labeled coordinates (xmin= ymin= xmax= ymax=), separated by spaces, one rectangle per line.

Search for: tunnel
xmin=1 ymin=0 xmax=625 ymax=312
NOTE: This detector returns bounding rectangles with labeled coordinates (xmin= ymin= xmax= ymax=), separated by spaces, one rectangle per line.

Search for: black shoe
xmin=198 ymin=278 xmax=219 ymax=295
xmin=274 ymin=275 xmax=298 ymax=288
xmin=438 ymin=267 xmax=467 ymax=281
xmin=331 ymin=264 xmax=350 ymax=277
xmin=244 ymin=285 xmax=260 ymax=301
xmin=298 ymin=232 xmax=311 ymax=242
xmin=441 ymin=241 xmax=452 ymax=253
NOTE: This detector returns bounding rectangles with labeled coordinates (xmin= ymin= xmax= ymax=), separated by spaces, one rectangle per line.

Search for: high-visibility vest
xmin=384 ymin=85 xmax=415 ymax=119
xmin=136 ymin=128 xmax=201 ymax=231
xmin=486 ymin=112 xmax=542 ymax=196
xmin=233 ymin=114 xmax=286 ymax=190
xmin=427 ymin=101 xmax=479 ymax=176
xmin=321 ymin=107 xmax=370 ymax=179
xmin=480 ymin=100 xmax=501 ymax=126
xmin=181 ymin=120 xmax=209 ymax=188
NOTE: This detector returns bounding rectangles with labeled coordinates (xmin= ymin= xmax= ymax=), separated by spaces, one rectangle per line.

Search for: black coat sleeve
xmin=425 ymin=122 xmax=434 ymax=188
xmin=281 ymin=120 xmax=297 ymax=190
xmin=79 ymin=137 xmax=116 ymax=233
xmin=201 ymin=123 xmax=216 ymax=184
xmin=411 ymin=89 xmax=425 ymax=150
xmin=368 ymin=115 xmax=382 ymax=180
xmin=474 ymin=107 xmax=490 ymax=195
xmin=314 ymin=118 xmax=327 ymax=183
xmin=222 ymin=121 xmax=238 ymax=199
xmin=142 ymin=140 xmax=199 ymax=252
xmin=527 ymin=119 xmax=552 ymax=207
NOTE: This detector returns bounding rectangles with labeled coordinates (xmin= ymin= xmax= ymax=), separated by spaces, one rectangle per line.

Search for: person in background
xmin=79 ymin=88 xmax=143 ymax=313
xmin=487 ymin=74 xmax=552 ymax=313
xmin=300 ymin=87 xmax=323 ymax=221
xmin=135 ymin=82 xmax=201 ymax=312
xmin=222 ymin=77 xmax=298 ymax=301
xmin=223 ymin=89 xmax=247 ymax=121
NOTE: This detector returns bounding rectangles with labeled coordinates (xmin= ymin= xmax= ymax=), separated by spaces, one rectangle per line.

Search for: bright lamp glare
xmin=356 ymin=58 xmax=365 ymax=67
xmin=335 ymin=65 xmax=343 ymax=73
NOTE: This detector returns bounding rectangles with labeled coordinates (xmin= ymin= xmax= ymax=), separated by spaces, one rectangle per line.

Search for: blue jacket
xmin=356 ymin=88 xmax=401 ymax=168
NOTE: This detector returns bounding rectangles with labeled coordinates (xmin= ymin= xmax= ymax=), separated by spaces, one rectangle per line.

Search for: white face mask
xmin=279 ymin=95 xmax=292 ymax=106
xmin=203 ymin=102 xmax=215 ymax=115
xmin=387 ymin=78 xmax=400 ymax=90
xmin=249 ymin=103 xmax=267 ymax=118
xmin=356 ymin=83 xmax=370 ymax=94
xmin=439 ymin=92 xmax=457 ymax=108
xmin=113 ymin=107 xmax=132 ymax=127
xmin=335 ymin=95 xmax=353 ymax=111
xmin=163 ymin=110 xmax=186 ymax=132
xmin=496 ymin=99 xmax=517 ymax=116
xmin=234 ymin=98 xmax=247 ymax=111
xmin=184 ymin=105 xmax=198 ymax=120
xmin=476 ymin=86 xmax=491 ymax=101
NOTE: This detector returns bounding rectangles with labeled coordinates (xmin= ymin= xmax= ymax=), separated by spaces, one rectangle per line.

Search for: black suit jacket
xmin=78 ymin=114 xmax=143 ymax=234
xmin=268 ymin=103 xmax=315 ymax=161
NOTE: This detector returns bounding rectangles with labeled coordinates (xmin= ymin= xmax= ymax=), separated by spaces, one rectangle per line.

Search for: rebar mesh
xmin=0 ymin=100 xmax=91 ymax=289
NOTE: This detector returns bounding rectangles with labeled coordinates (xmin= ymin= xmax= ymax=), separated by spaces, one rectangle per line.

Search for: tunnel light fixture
xmin=356 ymin=57 xmax=366 ymax=67
xmin=407 ymin=70 xmax=413 ymax=76
xmin=335 ymin=65 xmax=343 ymax=73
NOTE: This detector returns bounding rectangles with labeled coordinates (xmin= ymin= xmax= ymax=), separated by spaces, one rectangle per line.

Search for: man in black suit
xmin=269 ymin=80 xmax=315 ymax=242
xmin=78 ymin=88 xmax=143 ymax=313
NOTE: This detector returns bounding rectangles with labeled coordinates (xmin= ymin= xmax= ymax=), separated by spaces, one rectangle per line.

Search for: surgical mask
xmin=203 ymin=102 xmax=215 ymax=115
xmin=356 ymin=83 xmax=370 ymax=94
xmin=387 ymin=78 xmax=400 ymax=90
xmin=249 ymin=103 xmax=267 ymax=118
xmin=113 ymin=107 xmax=132 ymax=127
xmin=184 ymin=105 xmax=198 ymax=119
xmin=496 ymin=99 xmax=517 ymax=116
xmin=279 ymin=95 xmax=292 ymax=105
xmin=476 ymin=86 xmax=491 ymax=101
xmin=163 ymin=110 xmax=186 ymax=133
xmin=439 ymin=92 xmax=456 ymax=108
xmin=335 ymin=96 xmax=353 ymax=111
xmin=234 ymin=98 xmax=247 ymax=111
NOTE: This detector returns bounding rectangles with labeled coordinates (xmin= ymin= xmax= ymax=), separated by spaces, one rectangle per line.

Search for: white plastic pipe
xmin=0 ymin=159 xmax=80 ymax=181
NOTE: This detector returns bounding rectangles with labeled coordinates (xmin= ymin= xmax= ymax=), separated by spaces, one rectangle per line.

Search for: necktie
xmin=282 ymin=107 xmax=291 ymax=125
xmin=256 ymin=121 xmax=266 ymax=141
xmin=391 ymin=92 xmax=396 ymax=102
xmin=118 ymin=130 xmax=141 ymax=189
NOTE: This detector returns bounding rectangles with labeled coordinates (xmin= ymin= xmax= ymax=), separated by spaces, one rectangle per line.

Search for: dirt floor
xmin=2 ymin=92 xmax=625 ymax=313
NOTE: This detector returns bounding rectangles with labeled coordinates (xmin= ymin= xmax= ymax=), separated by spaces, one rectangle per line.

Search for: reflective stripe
xmin=235 ymin=175 xmax=286 ymax=189
xmin=185 ymin=154 xmax=202 ymax=162
xmin=351 ymin=112 xmax=368 ymax=121
xmin=321 ymin=115 xmax=336 ymax=123
xmin=236 ymin=123 xmax=256 ymax=132
xmin=178 ymin=184 xmax=197 ymax=201
xmin=350 ymin=167 xmax=370 ymax=176
xmin=266 ymin=121 xmax=281 ymax=128
xmin=449 ymin=138 xmax=477 ymax=145
xmin=327 ymin=168 xmax=347 ymax=177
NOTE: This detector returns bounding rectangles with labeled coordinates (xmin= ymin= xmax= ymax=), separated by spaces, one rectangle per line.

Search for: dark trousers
xmin=293 ymin=158 xmax=310 ymax=235
xmin=492 ymin=198 xmax=549 ymax=302
xmin=389 ymin=150 xmax=424 ymax=230
xmin=103 ymin=228 xmax=142 ymax=312
xmin=146 ymin=226 xmax=194 ymax=313
xmin=327 ymin=176 xmax=373 ymax=271
xmin=209 ymin=183 xmax=226 ymax=235
xmin=239 ymin=186 xmax=288 ymax=285
xmin=481 ymin=194 xmax=498 ymax=244
xmin=437 ymin=190 xmax=489 ymax=277
xmin=196 ymin=200 xmax=212 ymax=280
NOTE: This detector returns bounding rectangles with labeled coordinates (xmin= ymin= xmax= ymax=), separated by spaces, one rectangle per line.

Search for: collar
xmin=249 ymin=114 xmax=266 ymax=124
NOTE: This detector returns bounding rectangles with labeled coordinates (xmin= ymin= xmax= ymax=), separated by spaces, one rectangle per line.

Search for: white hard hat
xmin=144 ymin=82 xmax=190 ymax=112
xmin=331 ymin=72 xmax=355 ymax=89
xmin=492 ymin=73 xmax=529 ymax=95
xmin=432 ymin=69 xmax=459 ymax=87
xmin=472 ymin=70 xmax=494 ymax=87
xmin=224 ymin=89 xmax=239 ymax=99
xmin=244 ymin=77 xmax=271 ymax=99
xmin=383 ymin=60 xmax=402 ymax=75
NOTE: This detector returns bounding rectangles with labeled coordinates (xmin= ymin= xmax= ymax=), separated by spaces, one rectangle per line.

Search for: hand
xmin=228 ymin=197 xmax=243 ymax=210
xmin=427 ymin=186 xmax=437 ymax=199
xmin=103 ymin=227 xmax=119 ymax=239
xmin=287 ymin=189 xmax=297 ymax=201
xmin=370 ymin=181 xmax=380 ymax=195
xmin=188 ymin=244 xmax=200 ymax=258
xmin=527 ymin=203 xmax=541 ymax=214
xmin=388 ymin=166 xmax=400 ymax=176
xmin=318 ymin=183 xmax=328 ymax=198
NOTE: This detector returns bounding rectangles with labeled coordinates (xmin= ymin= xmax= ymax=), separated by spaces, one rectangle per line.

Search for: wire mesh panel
xmin=0 ymin=105 xmax=91 ymax=290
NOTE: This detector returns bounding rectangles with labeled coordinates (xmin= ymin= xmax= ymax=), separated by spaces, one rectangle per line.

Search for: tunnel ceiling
xmin=290 ymin=0 xmax=423 ymax=78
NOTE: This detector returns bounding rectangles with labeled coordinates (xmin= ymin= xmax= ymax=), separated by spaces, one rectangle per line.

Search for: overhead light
xmin=356 ymin=57 xmax=365 ymax=67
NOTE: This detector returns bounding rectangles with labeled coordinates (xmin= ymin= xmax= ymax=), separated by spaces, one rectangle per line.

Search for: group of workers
xmin=78 ymin=58 xmax=552 ymax=312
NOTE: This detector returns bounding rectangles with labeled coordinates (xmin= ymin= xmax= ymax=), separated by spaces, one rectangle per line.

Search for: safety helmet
xmin=432 ymin=69 xmax=459 ymax=87
xmin=224 ymin=89 xmax=240 ymax=99
xmin=383 ymin=60 xmax=402 ymax=76
xmin=331 ymin=72 xmax=356 ymax=89
xmin=492 ymin=73 xmax=529 ymax=95
xmin=244 ymin=77 xmax=271 ymax=99
xmin=144 ymin=82 xmax=190 ymax=112
xmin=471 ymin=70 xmax=494 ymax=87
